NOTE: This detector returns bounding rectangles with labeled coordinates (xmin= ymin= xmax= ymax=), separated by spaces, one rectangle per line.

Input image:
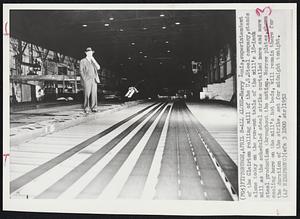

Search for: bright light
xmin=167 ymin=50 xmax=171 ymax=53
xmin=139 ymin=51 xmax=143 ymax=54
xmin=128 ymin=57 xmax=132 ymax=60
xmin=120 ymin=28 xmax=124 ymax=31
xmin=109 ymin=17 xmax=114 ymax=21
xmin=165 ymin=41 xmax=169 ymax=44
xmin=143 ymin=27 xmax=147 ymax=30
xmin=131 ymin=42 xmax=135 ymax=45
xmin=160 ymin=14 xmax=165 ymax=17
xmin=162 ymin=26 xmax=166 ymax=29
xmin=104 ymin=23 xmax=109 ymax=27
xmin=144 ymin=56 xmax=147 ymax=58
xmin=175 ymin=22 xmax=180 ymax=25
xmin=82 ymin=24 xmax=87 ymax=27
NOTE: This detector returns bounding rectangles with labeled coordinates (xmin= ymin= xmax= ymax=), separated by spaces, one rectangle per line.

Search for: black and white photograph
xmin=7 ymin=8 xmax=238 ymax=201
xmin=7 ymin=8 xmax=239 ymax=202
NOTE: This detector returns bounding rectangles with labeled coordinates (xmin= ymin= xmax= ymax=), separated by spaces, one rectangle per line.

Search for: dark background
xmin=10 ymin=9 xmax=235 ymax=94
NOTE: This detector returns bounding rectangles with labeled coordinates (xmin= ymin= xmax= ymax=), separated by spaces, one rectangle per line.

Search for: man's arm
xmin=79 ymin=59 xmax=86 ymax=80
xmin=91 ymin=56 xmax=101 ymax=70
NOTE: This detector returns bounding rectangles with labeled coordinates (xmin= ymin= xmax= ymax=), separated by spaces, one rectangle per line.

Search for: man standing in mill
xmin=80 ymin=47 xmax=101 ymax=114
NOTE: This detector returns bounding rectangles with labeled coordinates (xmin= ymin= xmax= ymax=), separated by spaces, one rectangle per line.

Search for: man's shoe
xmin=84 ymin=109 xmax=90 ymax=114
xmin=91 ymin=109 xmax=98 ymax=113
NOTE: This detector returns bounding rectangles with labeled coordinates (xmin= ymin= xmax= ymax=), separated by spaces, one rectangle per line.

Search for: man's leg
xmin=83 ymin=80 xmax=92 ymax=112
xmin=91 ymin=80 xmax=98 ymax=111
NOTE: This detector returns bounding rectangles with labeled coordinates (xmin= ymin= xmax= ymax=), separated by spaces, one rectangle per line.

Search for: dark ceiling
xmin=10 ymin=10 xmax=235 ymax=90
